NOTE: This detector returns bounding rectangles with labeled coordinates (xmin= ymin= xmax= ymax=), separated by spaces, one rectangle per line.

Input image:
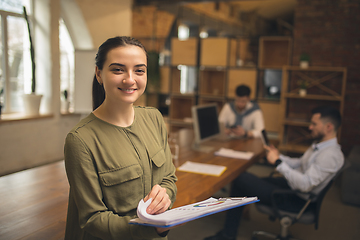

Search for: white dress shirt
xmin=277 ymin=137 xmax=344 ymax=199
xmin=218 ymin=101 xmax=265 ymax=138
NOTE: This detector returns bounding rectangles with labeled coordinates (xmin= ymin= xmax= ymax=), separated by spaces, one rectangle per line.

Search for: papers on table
xmin=214 ymin=148 xmax=254 ymax=160
xmin=129 ymin=196 xmax=259 ymax=228
xmin=177 ymin=161 xmax=227 ymax=176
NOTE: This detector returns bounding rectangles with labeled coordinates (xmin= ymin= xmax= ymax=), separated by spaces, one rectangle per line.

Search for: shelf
xmin=278 ymin=66 xmax=347 ymax=154
xmin=283 ymin=93 xmax=342 ymax=101
xmin=283 ymin=66 xmax=346 ymax=72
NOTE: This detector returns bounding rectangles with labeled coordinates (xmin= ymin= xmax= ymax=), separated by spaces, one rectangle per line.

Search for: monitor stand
xmin=192 ymin=142 xmax=215 ymax=153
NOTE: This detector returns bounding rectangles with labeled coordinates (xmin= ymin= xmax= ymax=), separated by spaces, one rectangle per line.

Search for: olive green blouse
xmin=64 ymin=106 xmax=177 ymax=240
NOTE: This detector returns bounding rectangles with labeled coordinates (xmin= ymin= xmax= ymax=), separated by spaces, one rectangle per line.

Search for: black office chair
xmin=251 ymin=160 xmax=350 ymax=240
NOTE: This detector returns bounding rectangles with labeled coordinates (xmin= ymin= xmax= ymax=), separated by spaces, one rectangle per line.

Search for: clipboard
xmin=129 ymin=196 xmax=259 ymax=228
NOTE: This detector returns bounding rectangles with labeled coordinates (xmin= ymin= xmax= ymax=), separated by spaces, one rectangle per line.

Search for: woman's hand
xmin=143 ymin=184 xmax=171 ymax=215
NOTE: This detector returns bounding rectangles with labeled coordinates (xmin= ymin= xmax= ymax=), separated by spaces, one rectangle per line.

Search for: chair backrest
xmin=313 ymin=159 xmax=350 ymax=229
xmin=313 ymin=177 xmax=334 ymax=229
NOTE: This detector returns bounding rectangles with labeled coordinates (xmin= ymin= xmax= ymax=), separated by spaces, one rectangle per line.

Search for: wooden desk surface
xmin=173 ymin=129 xmax=265 ymax=207
xmin=0 ymin=129 xmax=265 ymax=240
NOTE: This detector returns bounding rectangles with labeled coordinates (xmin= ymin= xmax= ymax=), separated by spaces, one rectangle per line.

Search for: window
xmin=59 ymin=18 xmax=74 ymax=113
xmin=0 ymin=0 xmax=32 ymax=114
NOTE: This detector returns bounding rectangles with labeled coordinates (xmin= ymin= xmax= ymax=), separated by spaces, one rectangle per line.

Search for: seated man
xmin=218 ymin=84 xmax=264 ymax=138
xmin=204 ymin=105 xmax=344 ymax=240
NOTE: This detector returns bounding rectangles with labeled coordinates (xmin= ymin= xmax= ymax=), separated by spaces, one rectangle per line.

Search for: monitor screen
xmin=264 ymin=69 xmax=282 ymax=98
xmin=191 ymin=103 xmax=221 ymax=145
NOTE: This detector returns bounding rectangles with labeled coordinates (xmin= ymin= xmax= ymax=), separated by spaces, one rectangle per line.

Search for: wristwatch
xmin=274 ymin=159 xmax=282 ymax=167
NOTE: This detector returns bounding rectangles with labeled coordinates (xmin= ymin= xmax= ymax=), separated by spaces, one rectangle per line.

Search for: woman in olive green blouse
xmin=64 ymin=36 xmax=177 ymax=240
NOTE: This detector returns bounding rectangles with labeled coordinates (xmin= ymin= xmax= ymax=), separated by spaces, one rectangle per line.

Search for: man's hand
xmin=230 ymin=126 xmax=246 ymax=137
xmin=264 ymin=145 xmax=280 ymax=165
xmin=143 ymin=184 xmax=171 ymax=215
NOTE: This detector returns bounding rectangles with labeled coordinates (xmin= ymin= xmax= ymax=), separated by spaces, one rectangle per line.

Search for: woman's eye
xmin=112 ymin=68 xmax=124 ymax=73
xmin=136 ymin=69 xmax=146 ymax=74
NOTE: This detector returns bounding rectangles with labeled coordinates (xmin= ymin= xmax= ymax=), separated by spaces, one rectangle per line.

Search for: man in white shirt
xmin=204 ymin=106 xmax=344 ymax=240
xmin=218 ymin=84 xmax=264 ymax=138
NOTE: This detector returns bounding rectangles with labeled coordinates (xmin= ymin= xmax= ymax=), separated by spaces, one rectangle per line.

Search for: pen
xmin=219 ymin=197 xmax=247 ymax=201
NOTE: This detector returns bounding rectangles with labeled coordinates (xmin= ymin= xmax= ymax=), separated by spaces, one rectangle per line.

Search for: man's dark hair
xmin=235 ymin=85 xmax=251 ymax=97
xmin=311 ymin=106 xmax=342 ymax=131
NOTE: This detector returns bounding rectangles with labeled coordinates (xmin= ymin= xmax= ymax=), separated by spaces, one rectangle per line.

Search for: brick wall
xmin=293 ymin=0 xmax=360 ymax=154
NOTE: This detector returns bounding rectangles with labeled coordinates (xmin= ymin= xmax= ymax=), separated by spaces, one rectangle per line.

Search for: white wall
xmin=0 ymin=0 xmax=133 ymax=176
xmin=75 ymin=0 xmax=133 ymax=48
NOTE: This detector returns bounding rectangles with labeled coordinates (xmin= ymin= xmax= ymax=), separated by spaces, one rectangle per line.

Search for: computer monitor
xmin=191 ymin=103 xmax=221 ymax=152
xmin=263 ymin=69 xmax=282 ymax=99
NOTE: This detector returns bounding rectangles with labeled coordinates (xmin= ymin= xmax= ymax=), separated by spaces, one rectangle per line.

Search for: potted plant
xmin=61 ymin=89 xmax=70 ymax=112
xmin=297 ymin=79 xmax=309 ymax=96
xmin=0 ymin=87 xmax=3 ymax=117
xmin=146 ymin=51 xmax=160 ymax=92
xmin=299 ymin=53 xmax=310 ymax=69
xmin=22 ymin=6 xmax=43 ymax=116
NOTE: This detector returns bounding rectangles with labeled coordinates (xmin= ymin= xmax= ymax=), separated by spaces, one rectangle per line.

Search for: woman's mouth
xmin=119 ymin=88 xmax=136 ymax=93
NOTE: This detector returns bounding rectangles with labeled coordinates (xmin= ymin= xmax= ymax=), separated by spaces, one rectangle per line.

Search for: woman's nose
xmin=123 ymin=72 xmax=136 ymax=84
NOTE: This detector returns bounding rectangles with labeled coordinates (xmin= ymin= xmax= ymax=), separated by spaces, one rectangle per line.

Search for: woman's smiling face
xmin=96 ymin=45 xmax=147 ymax=105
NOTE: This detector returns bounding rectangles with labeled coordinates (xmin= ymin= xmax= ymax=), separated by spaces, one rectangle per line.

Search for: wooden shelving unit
xmin=256 ymin=36 xmax=293 ymax=135
xmin=199 ymin=67 xmax=227 ymax=97
xmin=166 ymin=37 xmax=258 ymax=132
xmin=258 ymin=36 xmax=292 ymax=69
xmin=278 ymin=66 xmax=347 ymax=153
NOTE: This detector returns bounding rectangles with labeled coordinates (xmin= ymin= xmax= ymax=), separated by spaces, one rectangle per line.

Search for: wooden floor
xmin=0 ymin=161 xmax=68 ymax=240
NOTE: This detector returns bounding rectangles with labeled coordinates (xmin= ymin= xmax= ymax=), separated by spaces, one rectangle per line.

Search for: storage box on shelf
xmin=278 ymin=66 xmax=347 ymax=153
xmin=200 ymin=38 xmax=229 ymax=67
xmin=258 ymin=101 xmax=281 ymax=133
xmin=171 ymin=38 xmax=198 ymax=66
xmin=227 ymin=68 xmax=257 ymax=99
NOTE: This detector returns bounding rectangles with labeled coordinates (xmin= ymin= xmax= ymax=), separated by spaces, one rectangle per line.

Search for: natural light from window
xmin=59 ymin=18 xmax=74 ymax=113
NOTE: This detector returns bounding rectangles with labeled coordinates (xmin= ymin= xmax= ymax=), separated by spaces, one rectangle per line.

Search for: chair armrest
xmin=270 ymin=189 xmax=313 ymax=220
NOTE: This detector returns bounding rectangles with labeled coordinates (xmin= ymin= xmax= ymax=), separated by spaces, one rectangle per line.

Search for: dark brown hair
xmin=92 ymin=36 xmax=147 ymax=110
xmin=311 ymin=106 xmax=342 ymax=131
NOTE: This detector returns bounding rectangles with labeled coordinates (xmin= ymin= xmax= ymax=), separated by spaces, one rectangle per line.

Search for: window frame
xmin=0 ymin=7 xmax=32 ymax=114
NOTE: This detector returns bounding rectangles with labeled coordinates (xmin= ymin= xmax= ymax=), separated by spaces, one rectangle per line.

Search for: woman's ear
xmin=95 ymin=66 xmax=102 ymax=85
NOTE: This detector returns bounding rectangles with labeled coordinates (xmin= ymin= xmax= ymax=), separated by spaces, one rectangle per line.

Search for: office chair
xmin=251 ymin=160 xmax=350 ymax=240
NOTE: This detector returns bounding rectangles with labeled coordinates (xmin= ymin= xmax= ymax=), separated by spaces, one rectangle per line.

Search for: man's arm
xmin=277 ymin=149 xmax=343 ymax=192
xmin=248 ymin=110 xmax=265 ymax=138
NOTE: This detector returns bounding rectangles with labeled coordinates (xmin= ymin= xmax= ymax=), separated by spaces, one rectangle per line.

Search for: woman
xmin=64 ymin=36 xmax=177 ymax=240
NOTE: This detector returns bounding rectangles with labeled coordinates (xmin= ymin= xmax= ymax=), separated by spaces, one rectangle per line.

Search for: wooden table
xmin=172 ymin=129 xmax=265 ymax=207
xmin=0 ymin=129 xmax=265 ymax=240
